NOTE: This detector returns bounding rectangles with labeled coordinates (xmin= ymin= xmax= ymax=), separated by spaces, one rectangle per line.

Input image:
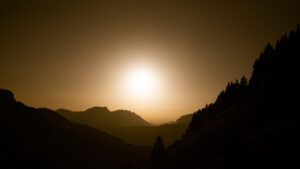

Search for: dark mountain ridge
xmin=57 ymin=106 xmax=150 ymax=129
xmin=175 ymin=114 xmax=193 ymax=124
xmin=149 ymin=25 xmax=300 ymax=169
xmin=0 ymin=89 xmax=150 ymax=169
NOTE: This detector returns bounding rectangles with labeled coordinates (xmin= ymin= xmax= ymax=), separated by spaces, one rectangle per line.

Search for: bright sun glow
xmin=128 ymin=68 xmax=156 ymax=97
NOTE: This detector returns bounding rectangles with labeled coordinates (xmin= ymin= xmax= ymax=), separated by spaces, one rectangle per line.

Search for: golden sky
xmin=1 ymin=0 xmax=300 ymax=123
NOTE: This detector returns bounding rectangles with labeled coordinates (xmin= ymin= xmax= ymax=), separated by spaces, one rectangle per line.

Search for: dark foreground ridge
xmin=0 ymin=89 xmax=151 ymax=169
xmin=148 ymin=25 xmax=300 ymax=169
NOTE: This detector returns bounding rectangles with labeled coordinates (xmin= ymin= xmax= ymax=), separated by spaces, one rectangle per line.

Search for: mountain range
xmin=57 ymin=107 xmax=150 ymax=128
xmin=57 ymin=107 xmax=192 ymax=146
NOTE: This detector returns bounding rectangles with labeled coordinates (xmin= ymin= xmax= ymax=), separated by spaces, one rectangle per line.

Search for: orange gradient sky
xmin=1 ymin=0 xmax=300 ymax=123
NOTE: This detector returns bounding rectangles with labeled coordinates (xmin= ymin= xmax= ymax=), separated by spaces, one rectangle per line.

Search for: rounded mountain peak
xmin=0 ymin=89 xmax=16 ymax=104
xmin=85 ymin=106 xmax=110 ymax=113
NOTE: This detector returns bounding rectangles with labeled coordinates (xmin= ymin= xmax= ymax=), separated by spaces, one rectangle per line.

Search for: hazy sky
xmin=1 ymin=0 xmax=299 ymax=123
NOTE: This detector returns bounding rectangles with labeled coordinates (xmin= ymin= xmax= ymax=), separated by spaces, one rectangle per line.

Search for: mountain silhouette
xmin=57 ymin=107 xmax=150 ymax=129
xmin=0 ymin=89 xmax=150 ymax=169
xmin=58 ymin=107 xmax=192 ymax=146
xmin=148 ymin=25 xmax=300 ymax=169
xmin=175 ymin=113 xmax=193 ymax=124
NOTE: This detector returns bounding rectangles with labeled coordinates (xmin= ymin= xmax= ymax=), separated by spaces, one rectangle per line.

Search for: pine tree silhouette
xmin=240 ymin=75 xmax=247 ymax=87
xmin=151 ymin=135 xmax=165 ymax=162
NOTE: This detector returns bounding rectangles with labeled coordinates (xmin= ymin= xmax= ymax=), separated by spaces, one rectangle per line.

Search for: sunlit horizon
xmin=1 ymin=0 xmax=299 ymax=124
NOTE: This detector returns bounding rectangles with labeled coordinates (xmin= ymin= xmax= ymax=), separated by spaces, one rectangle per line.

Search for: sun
xmin=128 ymin=68 xmax=156 ymax=97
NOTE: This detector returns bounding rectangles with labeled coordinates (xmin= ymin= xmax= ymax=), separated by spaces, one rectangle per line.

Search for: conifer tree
xmin=151 ymin=135 xmax=165 ymax=162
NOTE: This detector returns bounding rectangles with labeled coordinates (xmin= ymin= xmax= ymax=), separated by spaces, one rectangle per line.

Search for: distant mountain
xmin=57 ymin=107 xmax=150 ymax=129
xmin=0 ymin=89 xmax=150 ymax=169
xmin=148 ymin=26 xmax=300 ymax=169
xmin=175 ymin=113 xmax=193 ymax=124
xmin=58 ymin=107 xmax=192 ymax=147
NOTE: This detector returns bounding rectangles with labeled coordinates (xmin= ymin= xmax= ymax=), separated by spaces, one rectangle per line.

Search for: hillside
xmin=107 ymin=120 xmax=190 ymax=147
xmin=148 ymin=26 xmax=300 ymax=169
xmin=175 ymin=114 xmax=193 ymax=124
xmin=0 ymin=89 xmax=151 ymax=169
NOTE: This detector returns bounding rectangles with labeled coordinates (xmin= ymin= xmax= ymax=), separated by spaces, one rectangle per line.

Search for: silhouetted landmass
xmin=0 ymin=89 xmax=151 ymax=169
xmin=148 ymin=25 xmax=300 ymax=169
xmin=107 ymin=121 xmax=189 ymax=147
xmin=57 ymin=107 xmax=150 ymax=128
xmin=175 ymin=114 xmax=193 ymax=124
xmin=57 ymin=108 xmax=191 ymax=146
